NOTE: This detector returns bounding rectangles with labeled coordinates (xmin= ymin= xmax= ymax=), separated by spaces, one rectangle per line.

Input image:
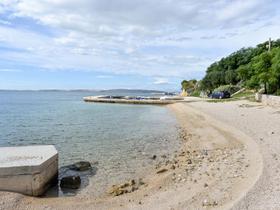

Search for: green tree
xmin=181 ymin=79 xmax=197 ymax=91
xmin=200 ymin=38 xmax=280 ymax=92
xmin=252 ymin=52 xmax=273 ymax=93
xmin=225 ymin=70 xmax=238 ymax=84
xmin=271 ymin=48 xmax=280 ymax=92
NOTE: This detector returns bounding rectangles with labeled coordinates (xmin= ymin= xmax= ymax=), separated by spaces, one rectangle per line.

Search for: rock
xmin=171 ymin=165 xmax=176 ymax=170
xmin=187 ymin=159 xmax=192 ymax=164
xmin=151 ymin=155 xmax=157 ymax=160
xmin=179 ymin=151 xmax=185 ymax=156
xmin=120 ymin=182 xmax=130 ymax=188
xmin=165 ymin=160 xmax=171 ymax=165
xmin=202 ymin=199 xmax=208 ymax=206
xmin=69 ymin=161 xmax=92 ymax=171
xmin=107 ymin=185 xmax=127 ymax=196
xmin=156 ymin=168 xmax=168 ymax=174
xmin=138 ymin=178 xmax=145 ymax=186
xmin=129 ymin=179 xmax=136 ymax=186
xmin=107 ymin=178 xmax=144 ymax=196
xmin=202 ymin=199 xmax=218 ymax=207
xmin=60 ymin=176 xmax=81 ymax=189
xmin=204 ymin=183 xmax=208 ymax=188
xmin=201 ymin=150 xmax=208 ymax=156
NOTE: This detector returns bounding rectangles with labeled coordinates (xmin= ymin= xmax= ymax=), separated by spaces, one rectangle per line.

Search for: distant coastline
xmin=0 ymin=89 xmax=169 ymax=93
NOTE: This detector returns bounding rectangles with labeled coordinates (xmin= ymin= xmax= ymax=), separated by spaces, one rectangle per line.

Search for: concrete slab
xmin=0 ymin=145 xmax=58 ymax=196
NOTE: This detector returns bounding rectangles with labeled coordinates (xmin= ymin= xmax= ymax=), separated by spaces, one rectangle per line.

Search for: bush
xmin=190 ymin=90 xmax=200 ymax=97
xmin=214 ymin=85 xmax=241 ymax=95
xmin=275 ymin=89 xmax=280 ymax=96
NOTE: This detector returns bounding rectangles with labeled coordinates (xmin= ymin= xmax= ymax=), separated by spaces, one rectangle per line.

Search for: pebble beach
xmin=2 ymin=98 xmax=279 ymax=209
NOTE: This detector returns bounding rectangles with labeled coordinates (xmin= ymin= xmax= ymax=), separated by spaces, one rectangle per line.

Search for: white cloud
xmin=0 ymin=68 xmax=22 ymax=72
xmin=153 ymin=78 xmax=170 ymax=85
xmin=0 ymin=0 xmax=279 ymax=81
xmin=96 ymin=75 xmax=113 ymax=79
xmin=0 ymin=19 xmax=11 ymax=25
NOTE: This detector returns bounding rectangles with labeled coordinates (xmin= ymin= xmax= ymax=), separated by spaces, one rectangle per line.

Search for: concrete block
xmin=256 ymin=94 xmax=280 ymax=107
xmin=0 ymin=145 xmax=58 ymax=196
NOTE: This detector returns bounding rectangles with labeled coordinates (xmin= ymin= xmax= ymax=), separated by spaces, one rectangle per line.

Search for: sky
xmin=0 ymin=0 xmax=280 ymax=90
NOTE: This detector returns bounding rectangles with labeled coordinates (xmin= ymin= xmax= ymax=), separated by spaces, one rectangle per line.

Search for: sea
xmin=0 ymin=90 xmax=181 ymax=196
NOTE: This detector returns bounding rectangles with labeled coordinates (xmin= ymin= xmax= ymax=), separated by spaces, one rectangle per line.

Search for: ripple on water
xmin=0 ymin=91 xmax=181 ymax=197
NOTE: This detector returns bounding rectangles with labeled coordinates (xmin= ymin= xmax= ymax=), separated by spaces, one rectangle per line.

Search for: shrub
xmin=190 ymin=90 xmax=200 ymax=97
xmin=275 ymin=89 xmax=280 ymax=96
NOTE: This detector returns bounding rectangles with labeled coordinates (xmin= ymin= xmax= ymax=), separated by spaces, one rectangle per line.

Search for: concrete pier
xmin=0 ymin=145 xmax=58 ymax=196
xmin=83 ymin=96 xmax=178 ymax=105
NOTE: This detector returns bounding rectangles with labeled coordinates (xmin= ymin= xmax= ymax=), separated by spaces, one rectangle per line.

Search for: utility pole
xmin=268 ymin=37 xmax=271 ymax=52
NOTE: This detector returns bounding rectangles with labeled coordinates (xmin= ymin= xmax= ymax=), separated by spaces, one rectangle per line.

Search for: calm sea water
xmin=0 ymin=90 xmax=180 ymax=196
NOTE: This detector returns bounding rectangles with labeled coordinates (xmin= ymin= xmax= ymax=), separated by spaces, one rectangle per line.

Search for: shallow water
xmin=0 ymin=90 xmax=181 ymax=196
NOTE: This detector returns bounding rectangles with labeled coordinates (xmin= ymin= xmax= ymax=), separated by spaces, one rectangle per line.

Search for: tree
xmin=200 ymin=38 xmax=280 ymax=92
xmin=225 ymin=70 xmax=238 ymax=84
xmin=271 ymin=48 xmax=280 ymax=92
xmin=181 ymin=79 xmax=197 ymax=91
xmin=252 ymin=52 xmax=273 ymax=93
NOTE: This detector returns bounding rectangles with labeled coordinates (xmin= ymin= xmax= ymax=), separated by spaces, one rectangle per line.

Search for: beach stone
xmin=107 ymin=185 xmax=127 ymax=196
xmin=202 ymin=199 xmax=218 ymax=207
xmin=69 ymin=161 xmax=92 ymax=171
xmin=107 ymin=178 xmax=144 ymax=196
xmin=129 ymin=179 xmax=135 ymax=186
xmin=151 ymin=155 xmax=157 ymax=160
xmin=156 ymin=168 xmax=168 ymax=174
xmin=119 ymin=182 xmax=130 ymax=188
xmin=60 ymin=176 xmax=81 ymax=189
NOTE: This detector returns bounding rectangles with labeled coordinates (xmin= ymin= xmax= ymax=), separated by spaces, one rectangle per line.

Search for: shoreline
xmin=0 ymin=101 xmax=264 ymax=209
xmin=168 ymin=103 xmax=263 ymax=209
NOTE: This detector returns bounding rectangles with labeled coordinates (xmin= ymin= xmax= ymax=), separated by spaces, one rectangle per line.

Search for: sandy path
xmin=0 ymin=101 xmax=263 ymax=210
xmin=186 ymin=100 xmax=280 ymax=209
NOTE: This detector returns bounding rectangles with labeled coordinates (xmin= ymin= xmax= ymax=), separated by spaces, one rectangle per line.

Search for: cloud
xmin=153 ymin=78 xmax=170 ymax=85
xmin=96 ymin=75 xmax=113 ymax=79
xmin=0 ymin=19 xmax=11 ymax=25
xmin=1 ymin=1 xmax=274 ymax=40
xmin=0 ymin=0 xmax=279 ymax=84
xmin=0 ymin=68 xmax=22 ymax=72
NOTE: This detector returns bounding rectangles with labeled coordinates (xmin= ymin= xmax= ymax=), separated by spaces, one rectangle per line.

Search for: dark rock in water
xmin=60 ymin=176 xmax=81 ymax=189
xmin=44 ymin=161 xmax=98 ymax=197
xmin=69 ymin=161 xmax=92 ymax=171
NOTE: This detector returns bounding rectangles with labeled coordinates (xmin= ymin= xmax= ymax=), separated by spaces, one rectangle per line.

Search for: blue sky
xmin=0 ymin=0 xmax=280 ymax=90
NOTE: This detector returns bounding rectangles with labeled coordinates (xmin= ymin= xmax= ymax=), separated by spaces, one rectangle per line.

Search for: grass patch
xmin=207 ymin=90 xmax=256 ymax=103
xmin=206 ymin=98 xmax=239 ymax=103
